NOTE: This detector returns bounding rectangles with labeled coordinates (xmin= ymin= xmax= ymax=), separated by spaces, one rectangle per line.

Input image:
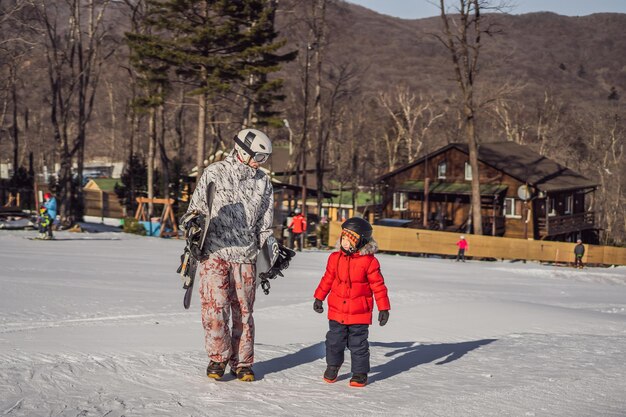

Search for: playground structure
xmin=134 ymin=197 xmax=179 ymax=238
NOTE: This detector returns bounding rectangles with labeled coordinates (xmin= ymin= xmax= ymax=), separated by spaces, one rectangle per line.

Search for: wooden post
xmin=423 ymin=177 xmax=430 ymax=227
xmin=545 ymin=196 xmax=550 ymax=236
xmin=100 ymin=190 xmax=105 ymax=222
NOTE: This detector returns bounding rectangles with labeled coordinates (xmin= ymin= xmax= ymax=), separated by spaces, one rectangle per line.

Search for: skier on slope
xmin=185 ymin=128 xmax=274 ymax=382
xmin=37 ymin=193 xmax=57 ymax=239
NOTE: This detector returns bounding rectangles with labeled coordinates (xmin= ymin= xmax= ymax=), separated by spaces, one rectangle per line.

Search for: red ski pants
xmin=198 ymin=255 xmax=257 ymax=368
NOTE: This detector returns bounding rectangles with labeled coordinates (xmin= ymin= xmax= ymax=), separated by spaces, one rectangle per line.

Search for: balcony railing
xmin=537 ymin=212 xmax=595 ymax=237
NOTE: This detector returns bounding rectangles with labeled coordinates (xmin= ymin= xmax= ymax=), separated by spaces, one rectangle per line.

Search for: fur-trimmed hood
xmin=335 ymin=237 xmax=379 ymax=255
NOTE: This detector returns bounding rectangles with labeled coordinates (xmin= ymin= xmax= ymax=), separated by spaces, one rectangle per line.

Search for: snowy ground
xmin=1 ymin=229 xmax=626 ymax=417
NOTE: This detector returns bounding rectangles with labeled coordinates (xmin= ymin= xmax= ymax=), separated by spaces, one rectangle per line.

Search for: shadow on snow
xmin=254 ymin=338 xmax=496 ymax=383
xmin=368 ymin=339 xmax=497 ymax=384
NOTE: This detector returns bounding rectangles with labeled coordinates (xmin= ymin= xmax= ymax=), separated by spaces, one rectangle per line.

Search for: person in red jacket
xmin=288 ymin=208 xmax=307 ymax=251
xmin=456 ymin=235 xmax=468 ymax=262
xmin=313 ymin=217 xmax=390 ymax=388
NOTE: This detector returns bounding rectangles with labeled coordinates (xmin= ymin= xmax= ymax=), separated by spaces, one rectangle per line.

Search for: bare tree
xmin=378 ymin=85 xmax=446 ymax=169
xmin=0 ymin=0 xmax=36 ymax=180
xmin=435 ymin=0 xmax=504 ymax=235
xmin=36 ymin=0 xmax=112 ymax=222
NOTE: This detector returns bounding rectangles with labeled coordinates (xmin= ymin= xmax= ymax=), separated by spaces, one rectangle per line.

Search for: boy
xmin=313 ymin=217 xmax=390 ymax=387
xmin=37 ymin=206 xmax=53 ymax=239
xmin=574 ymin=239 xmax=585 ymax=269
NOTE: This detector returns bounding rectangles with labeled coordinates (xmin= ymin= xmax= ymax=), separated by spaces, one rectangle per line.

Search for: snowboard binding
xmin=259 ymin=244 xmax=296 ymax=295
xmin=177 ymin=211 xmax=206 ymax=290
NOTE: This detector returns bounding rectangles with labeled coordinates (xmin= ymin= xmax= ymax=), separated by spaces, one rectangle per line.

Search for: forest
xmin=0 ymin=0 xmax=624 ymax=245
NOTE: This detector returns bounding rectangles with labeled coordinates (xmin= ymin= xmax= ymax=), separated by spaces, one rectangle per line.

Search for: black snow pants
xmin=325 ymin=320 xmax=370 ymax=374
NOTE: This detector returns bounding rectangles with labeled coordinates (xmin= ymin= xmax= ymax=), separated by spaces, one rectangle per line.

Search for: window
xmin=392 ymin=192 xmax=408 ymax=211
xmin=504 ymin=198 xmax=521 ymax=218
xmin=437 ymin=161 xmax=447 ymax=179
xmin=565 ymin=194 xmax=573 ymax=214
xmin=464 ymin=162 xmax=473 ymax=180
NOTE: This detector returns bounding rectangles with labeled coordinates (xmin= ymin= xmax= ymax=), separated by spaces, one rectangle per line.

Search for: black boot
xmin=323 ymin=365 xmax=340 ymax=383
xmin=230 ymin=366 xmax=255 ymax=382
xmin=206 ymin=361 xmax=227 ymax=379
xmin=349 ymin=373 xmax=367 ymax=387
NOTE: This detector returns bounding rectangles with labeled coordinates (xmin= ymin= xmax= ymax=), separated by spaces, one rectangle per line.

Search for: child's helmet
xmin=341 ymin=217 xmax=373 ymax=250
xmin=44 ymin=192 xmax=51 ymax=200
xmin=294 ymin=207 xmax=302 ymax=214
xmin=234 ymin=128 xmax=272 ymax=164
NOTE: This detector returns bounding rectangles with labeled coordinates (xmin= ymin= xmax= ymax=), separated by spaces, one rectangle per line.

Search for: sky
xmin=346 ymin=0 xmax=626 ymax=19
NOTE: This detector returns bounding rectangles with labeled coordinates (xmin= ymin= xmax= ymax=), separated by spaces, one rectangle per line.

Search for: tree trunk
xmin=147 ymin=106 xmax=156 ymax=216
xmin=196 ymin=91 xmax=207 ymax=182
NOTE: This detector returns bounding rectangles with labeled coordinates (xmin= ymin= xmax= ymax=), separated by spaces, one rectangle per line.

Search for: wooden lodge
xmin=377 ymin=142 xmax=599 ymax=242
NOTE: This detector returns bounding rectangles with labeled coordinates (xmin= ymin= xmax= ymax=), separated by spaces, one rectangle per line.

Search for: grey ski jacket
xmin=187 ymin=154 xmax=274 ymax=263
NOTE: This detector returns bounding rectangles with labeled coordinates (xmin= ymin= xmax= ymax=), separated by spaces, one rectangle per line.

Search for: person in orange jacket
xmin=288 ymin=208 xmax=307 ymax=251
xmin=313 ymin=217 xmax=390 ymax=388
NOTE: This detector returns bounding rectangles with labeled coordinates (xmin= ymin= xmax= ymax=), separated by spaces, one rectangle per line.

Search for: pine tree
xmin=126 ymin=0 xmax=295 ymax=178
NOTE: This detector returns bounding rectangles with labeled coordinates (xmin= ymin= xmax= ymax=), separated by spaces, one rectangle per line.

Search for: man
xmin=574 ymin=239 xmax=585 ymax=269
xmin=185 ymin=128 xmax=273 ymax=382
xmin=288 ymin=207 xmax=307 ymax=251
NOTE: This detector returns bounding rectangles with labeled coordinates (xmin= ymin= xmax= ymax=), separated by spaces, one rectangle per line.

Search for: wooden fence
xmin=84 ymin=189 xmax=125 ymax=218
xmin=328 ymin=222 xmax=626 ymax=266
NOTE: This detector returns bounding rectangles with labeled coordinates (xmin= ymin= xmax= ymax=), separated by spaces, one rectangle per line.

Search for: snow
xmin=1 ymin=229 xmax=626 ymax=416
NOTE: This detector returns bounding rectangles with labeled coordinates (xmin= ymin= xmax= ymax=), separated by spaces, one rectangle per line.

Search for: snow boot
xmin=349 ymin=373 xmax=367 ymax=387
xmin=323 ymin=365 xmax=340 ymax=383
xmin=206 ymin=361 xmax=228 ymax=379
xmin=231 ymin=366 xmax=255 ymax=382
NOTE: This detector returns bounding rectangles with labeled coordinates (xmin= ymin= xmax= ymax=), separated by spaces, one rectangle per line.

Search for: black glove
xmin=313 ymin=299 xmax=324 ymax=314
xmin=378 ymin=310 xmax=389 ymax=326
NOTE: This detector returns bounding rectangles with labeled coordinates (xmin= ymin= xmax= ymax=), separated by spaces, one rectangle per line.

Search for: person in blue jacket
xmin=39 ymin=192 xmax=57 ymax=239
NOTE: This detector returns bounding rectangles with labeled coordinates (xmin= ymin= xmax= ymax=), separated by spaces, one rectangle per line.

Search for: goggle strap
xmin=234 ymin=134 xmax=269 ymax=163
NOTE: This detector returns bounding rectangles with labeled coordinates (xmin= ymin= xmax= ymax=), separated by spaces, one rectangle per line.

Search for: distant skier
xmin=38 ymin=192 xmax=57 ymax=239
xmin=288 ymin=207 xmax=306 ymax=251
xmin=456 ymin=235 xmax=468 ymax=262
xmin=313 ymin=217 xmax=390 ymax=387
xmin=185 ymin=128 xmax=274 ymax=382
xmin=37 ymin=206 xmax=52 ymax=239
xmin=574 ymin=239 xmax=585 ymax=269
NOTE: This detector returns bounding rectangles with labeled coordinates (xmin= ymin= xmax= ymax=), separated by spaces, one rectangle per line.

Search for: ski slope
xmin=1 ymin=229 xmax=626 ymax=416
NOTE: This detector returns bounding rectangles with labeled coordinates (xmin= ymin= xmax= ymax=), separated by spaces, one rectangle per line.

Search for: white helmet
xmin=234 ymin=128 xmax=272 ymax=164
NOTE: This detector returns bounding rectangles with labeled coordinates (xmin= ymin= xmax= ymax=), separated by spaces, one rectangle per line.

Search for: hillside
xmin=278 ymin=2 xmax=626 ymax=106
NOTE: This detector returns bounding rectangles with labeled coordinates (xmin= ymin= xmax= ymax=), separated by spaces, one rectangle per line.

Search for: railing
xmin=328 ymin=221 xmax=626 ymax=266
xmin=537 ymin=212 xmax=595 ymax=237
xmin=399 ymin=210 xmax=422 ymax=222
xmin=483 ymin=216 xmax=506 ymax=236
xmin=394 ymin=211 xmax=505 ymax=235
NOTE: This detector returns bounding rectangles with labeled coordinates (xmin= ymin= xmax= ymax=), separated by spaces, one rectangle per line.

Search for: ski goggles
xmin=341 ymin=229 xmax=360 ymax=249
xmin=251 ymin=152 xmax=271 ymax=164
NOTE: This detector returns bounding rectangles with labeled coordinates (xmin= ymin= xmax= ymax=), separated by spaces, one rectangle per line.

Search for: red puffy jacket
xmin=314 ymin=245 xmax=390 ymax=325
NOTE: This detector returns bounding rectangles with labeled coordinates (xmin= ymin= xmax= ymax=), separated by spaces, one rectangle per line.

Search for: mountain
xmin=278 ymin=1 xmax=626 ymax=106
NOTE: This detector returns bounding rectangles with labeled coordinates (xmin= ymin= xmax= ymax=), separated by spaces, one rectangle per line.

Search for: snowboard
xmin=256 ymin=235 xmax=296 ymax=295
xmin=177 ymin=182 xmax=215 ymax=309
